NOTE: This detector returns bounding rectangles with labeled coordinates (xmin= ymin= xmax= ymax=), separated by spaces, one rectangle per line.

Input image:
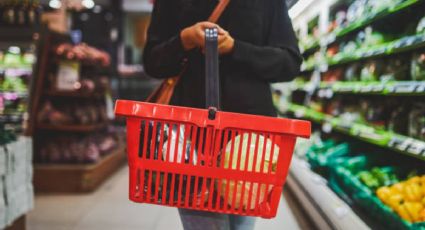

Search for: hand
xmin=218 ymin=30 xmax=235 ymax=55
xmin=180 ymin=22 xmax=226 ymax=50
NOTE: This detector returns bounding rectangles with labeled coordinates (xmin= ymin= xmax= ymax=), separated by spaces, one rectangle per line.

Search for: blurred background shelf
xmin=33 ymin=143 xmax=126 ymax=193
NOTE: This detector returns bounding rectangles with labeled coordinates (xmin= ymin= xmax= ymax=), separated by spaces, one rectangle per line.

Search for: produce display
xmin=37 ymin=101 xmax=108 ymax=125
xmin=38 ymin=130 xmax=122 ymax=164
xmin=289 ymin=0 xmax=425 ymax=228
xmin=0 ymin=45 xmax=36 ymax=136
xmin=376 ymin=176 xmax=425 ymax=223
xmin=54 ymin=43 xmax=110 ymax=67
xmin=411 ymin=52 xmax=425 ymax=81
xmin=357 ymin=167 xmax=399 ymax=190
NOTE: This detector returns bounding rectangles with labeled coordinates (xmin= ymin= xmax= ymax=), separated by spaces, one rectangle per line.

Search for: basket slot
xmin=188 ymin=125 xmax=198 ymax=166
xmin=161 ymin=172 xmax=169 ymax=205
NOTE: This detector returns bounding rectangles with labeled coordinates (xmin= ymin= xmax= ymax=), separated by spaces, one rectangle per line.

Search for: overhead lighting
xmin=82 ymin=0 xmax=95 ymax=9
xmin=49 ymin=0 xmax=62 ymax=9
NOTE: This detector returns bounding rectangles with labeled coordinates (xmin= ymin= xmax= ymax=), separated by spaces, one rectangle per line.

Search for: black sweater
xmin=143 ymin=0 xmax=302 ymax=116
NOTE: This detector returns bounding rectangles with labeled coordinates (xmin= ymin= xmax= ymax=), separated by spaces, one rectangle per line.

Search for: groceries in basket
xmin=220 ymin=133 xmax=279 ymax=210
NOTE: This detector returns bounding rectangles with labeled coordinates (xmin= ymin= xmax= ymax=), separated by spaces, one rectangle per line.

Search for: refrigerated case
xmin=274 ymin=0 xmax=425 ymax=229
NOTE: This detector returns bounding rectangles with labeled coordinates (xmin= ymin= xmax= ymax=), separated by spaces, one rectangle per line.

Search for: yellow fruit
xmin=404 ymin=184 xmax=422 ymax=202
xmin=396 ymin=204 xmax=413 ymax=222
xmin=388 ymin=194 xmax=404 ymax=209
xmin=419 ymin=209 xmax=425 ymax=222
xmin=408 ymin=176 xmax=421 ymax=185
xmin=391 ymin=183 xmax=405 ymax=194
xmin=404 ymin=202 xmax=423 ymax=223
xmin=422 ymin=196 xmax=425 ymax=206
xmin=377 ymin=187 xmax=391 ymax=203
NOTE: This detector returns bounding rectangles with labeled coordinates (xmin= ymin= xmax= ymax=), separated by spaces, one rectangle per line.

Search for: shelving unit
xmin=33 ymin=142 xmax=126 ymax=193
xmin=29 ymin=31 xmax=125 ymax=193
xmin=37 ymin=123 xmax=108 ymax=132
xmin=293 ymin=81 xmax=425 ymax=96
xmin=286 ymin=0 xmax=425 ymax=228
xmin=281 ymin=103 xmax=425 ymax=161
xmin=0 ymin=25 xmax=43 ymax=230
xmin=287 ymin=158 xmax=371 ymax=230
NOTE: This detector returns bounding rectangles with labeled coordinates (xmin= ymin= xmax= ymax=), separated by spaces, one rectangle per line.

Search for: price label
xmin=391 ymin=83 xmax=416 ymax=93
xmin=416 ymin=83 xmax=425 ymax=93
xmin=56 ymin=61 xmax=80 ymax=91
xmin=406 ymin=140 xmax=425 ymax=157
xmin=392 ymin=137 xmax=413 ymax=152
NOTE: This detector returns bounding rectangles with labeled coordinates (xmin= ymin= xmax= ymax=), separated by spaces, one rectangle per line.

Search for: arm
xmin=143 ymin=0 xmax=186 ymax=79
xmin=231 ymin=0 xmax=302 ymax=83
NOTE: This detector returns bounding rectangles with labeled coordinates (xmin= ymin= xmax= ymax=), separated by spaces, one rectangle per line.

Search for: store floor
xmin=28 ymin=166 xmax=301 ymax=230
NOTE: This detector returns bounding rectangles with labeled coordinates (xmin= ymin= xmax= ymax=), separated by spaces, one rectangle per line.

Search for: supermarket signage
xmin=56 ymin=61 xmax=80 ymax=91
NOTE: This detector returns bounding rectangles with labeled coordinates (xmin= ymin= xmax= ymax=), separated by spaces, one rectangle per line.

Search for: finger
xmin=198 ymin=21 xmax=219 ymax=29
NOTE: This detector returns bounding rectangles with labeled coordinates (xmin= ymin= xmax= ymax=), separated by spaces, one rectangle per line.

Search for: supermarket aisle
xmin=28 ymin=166 xmax=301 ymax=230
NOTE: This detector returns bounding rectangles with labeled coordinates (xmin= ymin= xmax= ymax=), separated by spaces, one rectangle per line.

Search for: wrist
xmin=180 ymin=29 xmax=194 ymax=51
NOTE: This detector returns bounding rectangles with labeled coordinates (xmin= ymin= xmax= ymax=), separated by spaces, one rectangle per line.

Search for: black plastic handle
xmin=205 ymin=28 xmax=220 ymax=112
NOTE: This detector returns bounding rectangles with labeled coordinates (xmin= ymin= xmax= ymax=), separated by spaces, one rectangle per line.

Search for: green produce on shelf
xmin=408 ymin=104 xmax=425 ymax=141
xmin=306 ymin=140 xmax=351 ymax=172
xmin=357 ymin=167 xmax=399 ymax=190
xmin=411 ymin=52 xmax=425 ymax=81
xmin=377 ymin=176 xmax=425 ymax=223
xmin=0 ymin=76 xmax=27 ymax=92
xmin=417 ymin=16 xmax=425 ymax=34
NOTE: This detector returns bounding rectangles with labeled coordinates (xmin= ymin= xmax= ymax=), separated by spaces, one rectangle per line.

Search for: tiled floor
xmin=28 ymin=166 xmax=301 ymax=230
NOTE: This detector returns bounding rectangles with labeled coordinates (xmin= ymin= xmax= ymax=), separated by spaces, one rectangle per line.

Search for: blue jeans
xmin=178 ymin=209 xmax=256 ymax=230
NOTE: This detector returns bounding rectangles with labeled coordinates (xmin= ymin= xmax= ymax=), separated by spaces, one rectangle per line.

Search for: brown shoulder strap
xmin=208 ymin=0 xmax=231 ymax=23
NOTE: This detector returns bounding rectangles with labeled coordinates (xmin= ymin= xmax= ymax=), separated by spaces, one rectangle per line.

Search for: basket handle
xmin=205 ymin=28 xmax=220 ymax=118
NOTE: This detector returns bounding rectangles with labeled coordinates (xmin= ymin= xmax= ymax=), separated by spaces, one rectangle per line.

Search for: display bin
xmin=330 ymin=156 xmax=425 ymax=230
xmin=306 ymin=142 xmax=350 ymax=174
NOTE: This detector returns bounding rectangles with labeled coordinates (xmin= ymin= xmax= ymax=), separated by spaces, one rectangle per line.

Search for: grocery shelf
xmin=45 ymin=90 xmax=104 ymax=98
xmin=283 ymin=103 xmax=425 ymax=161
xmin=301 ymin=0 xmax=423 ymax=57
xmin=330 ymin=0 xmax=422 ymax=44
xmin=302 ymin=42 xmax=321 ymax=56
xmin=293 ymin=81 xmax=425 ymax=96
xmin=287 ymin=157 xmax=370 ymax=230
xmin=327 ymin=32 xmax=425 ymax=67
xmin=33 ymin=143 xmax=126 ymax=193
xmin=37 ymin=123 xmax=108 ymax=132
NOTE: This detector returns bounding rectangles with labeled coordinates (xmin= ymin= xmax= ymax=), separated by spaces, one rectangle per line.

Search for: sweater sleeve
xmin=143 ymin=0 xmax=187 ymax=79
xmin=231 ymin=0 xmax=302 ymax=83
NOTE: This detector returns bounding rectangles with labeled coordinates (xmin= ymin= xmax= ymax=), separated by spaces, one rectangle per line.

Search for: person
xmin=143 ymin=0 xmax=301 ymax=229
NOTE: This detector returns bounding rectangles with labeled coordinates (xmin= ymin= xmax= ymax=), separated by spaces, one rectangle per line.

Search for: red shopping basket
xmin=115 ymin=28 xmax=311 ymax=218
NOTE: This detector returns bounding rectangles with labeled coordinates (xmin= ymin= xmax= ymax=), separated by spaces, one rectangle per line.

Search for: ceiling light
xmin=49 ymin=0 xmax=62 ymax=9
xmin=82 ymin=0 xmax=95 ymax=9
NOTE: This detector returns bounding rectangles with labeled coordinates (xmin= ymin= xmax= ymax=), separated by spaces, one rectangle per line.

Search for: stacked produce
xmin=55 ymin=43 xmax=110 ymax=67
xmin=38 ymin=132 xmax=121 ymax=164
xmin=37 ymin=101 xmax=108 ymax=125
xmin=376 ymin=176 xmax=425 ymax=223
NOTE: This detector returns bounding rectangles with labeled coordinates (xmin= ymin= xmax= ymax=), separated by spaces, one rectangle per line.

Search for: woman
xmin=143 ymin=0 xmax=301 ymax=229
